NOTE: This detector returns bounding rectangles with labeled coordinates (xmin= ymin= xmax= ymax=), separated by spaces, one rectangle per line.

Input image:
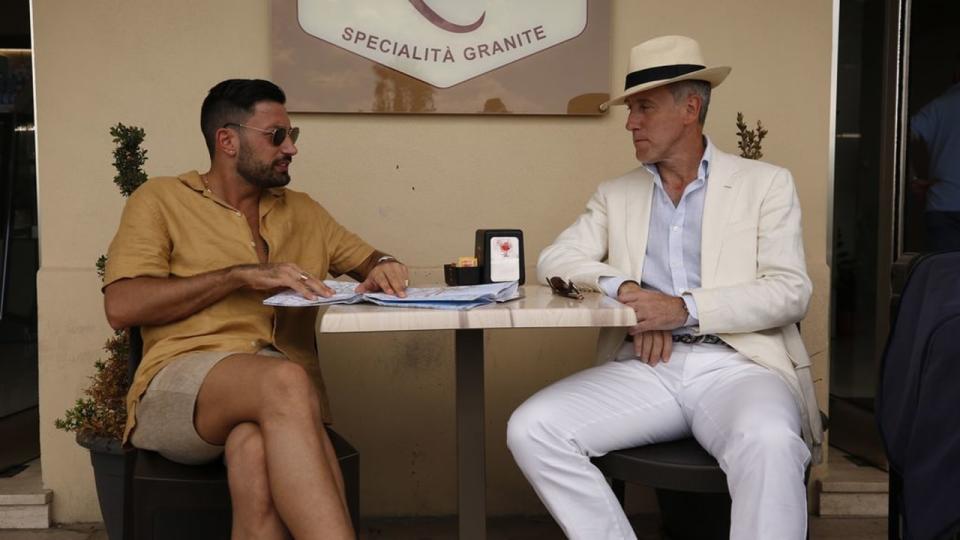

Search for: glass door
xmin=830 ymin=0 xmax=959 ymax=465
xmin=829 ymin=0 xmax=890 ymax=465
xmin=0 ymin=47 xmax=39 ymax=473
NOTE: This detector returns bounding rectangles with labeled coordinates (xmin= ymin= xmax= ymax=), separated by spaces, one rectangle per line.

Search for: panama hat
xmin=600 ymin=35 xmax=731 ymax=111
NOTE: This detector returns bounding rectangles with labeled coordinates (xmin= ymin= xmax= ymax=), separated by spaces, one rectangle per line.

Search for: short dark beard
xmin=236 ymin=137 xmax=291 ymax=188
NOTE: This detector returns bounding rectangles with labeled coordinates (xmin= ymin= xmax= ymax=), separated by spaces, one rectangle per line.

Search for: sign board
xmin=272 ymin=0 xmax=610 ymax=114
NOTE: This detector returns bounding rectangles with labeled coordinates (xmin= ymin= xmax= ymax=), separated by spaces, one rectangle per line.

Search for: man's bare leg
xmin=224 ymin=422 xmax=289 ymax=540
xmin=319 ymin=426 xmax=350 ymax=517
xmin=195 ymin=354 xmax=353 ymax=540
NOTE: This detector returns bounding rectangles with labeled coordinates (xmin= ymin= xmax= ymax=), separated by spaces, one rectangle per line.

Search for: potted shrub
xmin=735 ymin=111 xmax=768 ymax=160
xmin=54 ymin=123 xmax=148 ymax=540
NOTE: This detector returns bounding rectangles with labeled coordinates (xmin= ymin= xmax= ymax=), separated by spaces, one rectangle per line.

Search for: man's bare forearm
xmin=103 ymin=267 xmax=245 ymax=330
xmin=104 ymin=262 xmax=331 ymax=330
xmin=346 ymin=250 xmax=390 ymax=283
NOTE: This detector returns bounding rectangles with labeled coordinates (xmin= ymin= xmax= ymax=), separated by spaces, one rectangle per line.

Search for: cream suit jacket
xmin=537 ymin=148 xmax=824 ymax=462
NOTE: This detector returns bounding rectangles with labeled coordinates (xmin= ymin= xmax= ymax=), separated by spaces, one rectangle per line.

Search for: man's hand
xmin=632 ymin=330 xmax=674 ymax=366
xmin=355 ymin=260 xmax=409 ymax=297
xmin=617 ymin=281 xmax=688 ymax=332
xmin=231 ymin=263 xmax=334 ymax=300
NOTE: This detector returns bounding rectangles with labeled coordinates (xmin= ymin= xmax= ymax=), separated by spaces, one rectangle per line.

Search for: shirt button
xmin=672 ymin=226 xmax=680 ymax=231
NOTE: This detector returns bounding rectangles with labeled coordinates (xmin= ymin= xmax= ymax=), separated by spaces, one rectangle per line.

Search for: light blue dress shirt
xmin=599 ymin=138 xmax=714 ymax=332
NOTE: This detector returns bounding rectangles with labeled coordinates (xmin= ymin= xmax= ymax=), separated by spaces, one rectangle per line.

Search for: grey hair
xmin=668 ymin=80 xmax=712 ymax=125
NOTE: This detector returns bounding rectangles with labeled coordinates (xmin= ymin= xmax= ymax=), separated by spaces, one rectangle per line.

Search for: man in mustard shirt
xmin=103 ymin=79 xmax=407 ymax=540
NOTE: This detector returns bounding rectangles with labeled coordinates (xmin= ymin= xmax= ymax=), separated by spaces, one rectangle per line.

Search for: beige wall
xmin=33 ymin=0 xmax=834 ymax=522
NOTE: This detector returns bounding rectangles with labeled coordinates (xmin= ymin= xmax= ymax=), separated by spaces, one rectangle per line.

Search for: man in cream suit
xmin=507 ymin=36 xmax=823 ymax=540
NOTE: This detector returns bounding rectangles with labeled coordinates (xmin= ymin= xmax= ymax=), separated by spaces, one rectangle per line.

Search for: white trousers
xmin=506 ymin=342 xmax=810 ymax=540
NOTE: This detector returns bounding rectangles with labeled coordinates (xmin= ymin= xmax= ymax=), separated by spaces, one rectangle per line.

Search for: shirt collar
xmin=701 ymin=135 xmax=714 ymax=180
xmin=178 ymin=170 xmax=286 ymax=198
xmin=643 ymin=135 xmax=714 ymax=187
xmin=179 ymin=170 xmax=206 ymax=192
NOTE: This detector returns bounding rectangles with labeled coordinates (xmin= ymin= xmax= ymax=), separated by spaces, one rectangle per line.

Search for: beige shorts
xmin=130 ymin=348 xmax=284 ymax=465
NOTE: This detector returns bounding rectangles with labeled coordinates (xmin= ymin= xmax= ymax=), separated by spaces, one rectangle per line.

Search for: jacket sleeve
xmin=691 ymin=168 xmax=812 ymax=333
xmin=537 ymin=186 xmax=632 ymax=291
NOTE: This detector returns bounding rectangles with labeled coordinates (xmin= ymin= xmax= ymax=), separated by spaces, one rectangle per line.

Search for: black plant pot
xmin=76 ymin=433 xmax=135 ymax=540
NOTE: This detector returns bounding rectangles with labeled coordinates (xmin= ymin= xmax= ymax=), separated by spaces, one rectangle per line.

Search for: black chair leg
xmin=889 ymin=471 xmax=901 ymax=540
xmin=657 ymin=489 xmax=730 ymax=540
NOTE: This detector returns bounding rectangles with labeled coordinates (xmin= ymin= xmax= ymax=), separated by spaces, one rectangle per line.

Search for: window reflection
xmin=904 ymin=0 xmax=960 ymax=253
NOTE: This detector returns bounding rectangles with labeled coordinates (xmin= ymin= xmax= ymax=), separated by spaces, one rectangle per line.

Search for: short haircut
xmin=200 ymin=79 xmax=287 ymax=157
xmin=669 ymin=80 xmax=712 ymax=125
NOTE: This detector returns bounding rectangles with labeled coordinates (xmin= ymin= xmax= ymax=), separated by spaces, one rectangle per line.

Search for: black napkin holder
xmin=475 ymin=229 xmax=525 ymax=285
xmin=444 ymin=264 xmax=481 ymax=286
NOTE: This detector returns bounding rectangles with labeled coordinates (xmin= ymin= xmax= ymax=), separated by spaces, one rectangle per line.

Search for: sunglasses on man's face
xmin=224 ymin=123 xmax=300 ymax=146
xmin=547 ymin=276 xmax=584 ymax=300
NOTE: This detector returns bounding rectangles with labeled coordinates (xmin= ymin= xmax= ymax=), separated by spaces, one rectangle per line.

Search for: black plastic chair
xmin=593 ymin=414 xmax=828 ymax=540
xmin=593 ymin=437 xmax=731 ymax=539
xmin=127 ymin=327 xmax=360 ymax=539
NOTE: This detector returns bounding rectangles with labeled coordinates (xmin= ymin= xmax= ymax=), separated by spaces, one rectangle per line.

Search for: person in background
xmin=910 ymin=59 xmax=960 ymax=251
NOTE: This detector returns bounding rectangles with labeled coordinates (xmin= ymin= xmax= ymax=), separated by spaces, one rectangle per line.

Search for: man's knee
xmin=727 ymin=422 xmax=809 ymax=467
xmin=225 ymin=423 xmax=265 ymax=468
xmin=506 ymin=398 xmax=563 ymax=458
xmin=260 ymin=361 xmax=320 ymax=417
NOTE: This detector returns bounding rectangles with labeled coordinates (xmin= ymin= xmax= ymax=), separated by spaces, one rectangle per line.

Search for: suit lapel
xmin=701 ymin=150 xmax=742 ymax=286
xmin=624 ymin=168 xmax=655 ymax=278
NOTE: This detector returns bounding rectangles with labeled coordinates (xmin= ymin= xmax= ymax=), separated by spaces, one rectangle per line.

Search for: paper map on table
xmin=264 ymin=280 xmax=520 ymax=310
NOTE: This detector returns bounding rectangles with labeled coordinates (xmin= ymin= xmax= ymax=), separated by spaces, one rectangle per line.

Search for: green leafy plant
xmin=736 ymin=112 xmax=768 ymax=160
xmin=54 ymin=334 xmax=131 ymax=438
xmin=110 ymin=123 xmax=148 ymax=197
xmin=55 ymin=123 xmax=148 ymax=439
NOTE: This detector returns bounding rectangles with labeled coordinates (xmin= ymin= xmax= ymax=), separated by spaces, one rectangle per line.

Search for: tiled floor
xmin=0 ymin=515 xmax=888 ymax=539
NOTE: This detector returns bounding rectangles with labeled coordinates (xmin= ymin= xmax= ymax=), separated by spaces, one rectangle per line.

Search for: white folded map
xmin=264 ymin=280 xmax=520 ymax=310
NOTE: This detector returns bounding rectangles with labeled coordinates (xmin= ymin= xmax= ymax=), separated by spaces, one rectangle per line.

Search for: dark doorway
xmin=830 ymin=0 xmax=888 ymax=465
xmin=830 ymin=0 xmax=960 ymax=466
xmin=0 ymin=0 xmax=39 ymax=473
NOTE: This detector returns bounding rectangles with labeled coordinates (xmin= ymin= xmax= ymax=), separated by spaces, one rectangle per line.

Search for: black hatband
xmin=624 ymin=64 xmax=705 ymax=90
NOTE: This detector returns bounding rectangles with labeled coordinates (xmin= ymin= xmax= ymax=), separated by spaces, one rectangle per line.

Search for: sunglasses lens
xmin=548 ymin=277 xmax=564 ymax=293
xmin=547 ymin=277 xmax=583 ymax=300
xmin=272 ymin=127 xmax=300 ymax=146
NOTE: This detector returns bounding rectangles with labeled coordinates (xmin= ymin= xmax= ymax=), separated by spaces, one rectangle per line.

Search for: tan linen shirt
xmin=104 ymin=171 xmax=375 ymax=443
